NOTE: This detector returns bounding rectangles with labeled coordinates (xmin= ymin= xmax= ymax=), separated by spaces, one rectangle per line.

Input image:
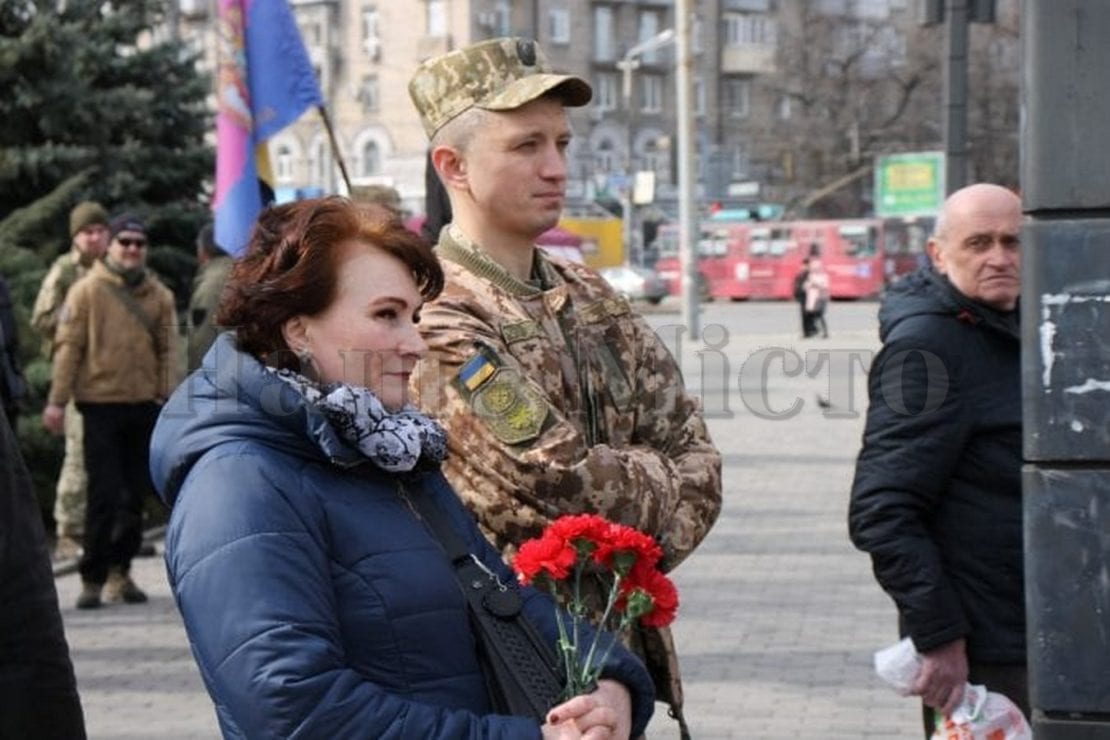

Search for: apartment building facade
xmin=171 ymin=0 xmax=1014 ymax=218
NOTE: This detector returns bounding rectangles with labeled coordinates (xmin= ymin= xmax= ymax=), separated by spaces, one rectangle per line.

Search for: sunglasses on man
xmin=116 ymin=237 xmax=148 ymax=249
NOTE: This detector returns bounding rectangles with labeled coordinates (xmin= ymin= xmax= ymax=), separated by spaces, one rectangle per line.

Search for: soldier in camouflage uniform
xmin=408 ymin=38 xmax=722 ymax=738
xmin=186 ymin=223 xmax=233 ymax=372
xmin=31 ymin=201 xmax=110 ymax=559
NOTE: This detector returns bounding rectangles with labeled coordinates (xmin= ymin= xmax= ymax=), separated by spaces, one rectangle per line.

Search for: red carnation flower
xmin=511 ymin=514 xmax=680 ymax=700
xmin=513 ymin=532 xmax=576 ymax=584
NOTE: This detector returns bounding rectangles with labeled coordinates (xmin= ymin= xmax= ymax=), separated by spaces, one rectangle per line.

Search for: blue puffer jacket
xmin=149 ymin=333 xmax=655 ymax=739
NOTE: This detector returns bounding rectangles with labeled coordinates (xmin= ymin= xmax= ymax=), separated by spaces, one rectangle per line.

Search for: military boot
xmin=76 ymin=581 xmax=102 ymax=610
xmin=105 ymin=567 xmax=148 ymax=604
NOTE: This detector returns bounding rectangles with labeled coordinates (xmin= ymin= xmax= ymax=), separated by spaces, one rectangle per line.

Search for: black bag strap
xmin=401 ymin=482 xmax=564 ymax=719
xmin=105 ymin=281 xmax=161 ymax=347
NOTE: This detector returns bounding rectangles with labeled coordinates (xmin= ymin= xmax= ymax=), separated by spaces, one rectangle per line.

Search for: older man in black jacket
xmin=0 ymin=404 xmax=86 ymax=738
xmin=849 ymin=183 xmax=1025 ymax=736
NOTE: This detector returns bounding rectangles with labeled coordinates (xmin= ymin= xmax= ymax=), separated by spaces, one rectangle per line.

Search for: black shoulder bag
xmin=403 ymin=483 xmax=565 ymax=720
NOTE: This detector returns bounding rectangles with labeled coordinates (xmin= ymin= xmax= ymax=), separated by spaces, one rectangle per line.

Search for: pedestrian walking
xmin=804 ymin=257 xmax=830 ymax=338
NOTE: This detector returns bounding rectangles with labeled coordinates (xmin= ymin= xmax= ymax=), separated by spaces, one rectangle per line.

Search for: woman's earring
xmin=296 ymin=346 xmax=316 ymax=377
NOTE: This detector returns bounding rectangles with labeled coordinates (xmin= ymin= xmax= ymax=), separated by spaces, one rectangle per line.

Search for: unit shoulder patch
xmin=470 ymin=367 xmax=549 ymax=445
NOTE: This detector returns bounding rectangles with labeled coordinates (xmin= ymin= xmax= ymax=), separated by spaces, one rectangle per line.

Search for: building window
xmin=694 ymin=76 xmax=706 ymax=117
xmin=593 ymin=6 xmax=614 ymax=61
xmin=358 ymin=75 xmax=379 ymax=113
xmin=427 ymin=0 xmax=447 ymax=37
xmin=853 ymin=0 xmax=890 ymax=19
xmin=595 ymin=139 xmax=617 ymax=174
xmin=723 ymin=13 xmax=775 ymax=45
xmin=594 ymin=72 xmax=618 ymax=111
xmin=641 ymin=75 xmax=663 ymax=113
xmin=302 ymin=20 xmax=322 ymax=47
xmin=362 ymin=6 xmax=380 ymax=59
xmin=276 ymin=144 xmax=295 ymax=183
xmin=311 ymin=138 xmax=330 ymax=187
xmin=496 ymin=1 xmax=510 ymax=34
xmin=549 ymin=7 xmax=570 ymax=44
xmin=777 ymin=94 xmax=792 ymax=120
xmin=361 ymin=141 xmax=381 ymax=177
xmin=730 ymin=142 xmax=749 ymax=178
xmin=642 ymin=139 xmax=668 ymax=180
xmin=638 ymin=11 xmax=662 ymax=64
xmin=724 ymin=78 xmax=750 ymax=118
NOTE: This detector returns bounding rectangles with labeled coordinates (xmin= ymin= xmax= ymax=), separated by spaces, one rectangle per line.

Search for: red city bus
xmin=746 ymin=223 xmax=798 ymax=299
xmin=882 ymin=215 xmax=936 ymax=285
xmin=744 ymin=219 xmax=888 ymax=299
xmin=651 ymin=223 xmax=751 ymax=300
xmin=791 ymin=219 xmax=885 ymax=299
xmin=697 ymin=222 xmax=752 ymax=300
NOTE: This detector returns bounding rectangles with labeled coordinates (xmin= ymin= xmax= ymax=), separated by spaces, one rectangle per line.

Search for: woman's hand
xmin=544 ymin=679 xmax=633 ymax=740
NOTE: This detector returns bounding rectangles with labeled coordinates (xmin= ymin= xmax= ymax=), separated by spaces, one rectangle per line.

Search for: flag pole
xmin=317 ymin=105 xmax=352 ymax=194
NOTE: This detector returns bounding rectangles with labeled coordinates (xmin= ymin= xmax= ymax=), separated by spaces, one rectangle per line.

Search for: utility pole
xmin=942 ymin=0 xmax=969 ymax=193
xmin=616 ymin=29 xmax=675 ymax=267
xmin=925 ymin=0 xmax=997 ymax=192
xmin=675 ymin=0 xmax=699 ymax=340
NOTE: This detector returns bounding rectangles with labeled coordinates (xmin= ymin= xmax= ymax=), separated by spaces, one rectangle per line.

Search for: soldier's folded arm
xmin=417 ymin=310 xmax=720 ymax=570
xmin=623 ymin=313 xmax=722 ymax=568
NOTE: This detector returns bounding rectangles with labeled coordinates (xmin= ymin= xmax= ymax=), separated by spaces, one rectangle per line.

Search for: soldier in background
xmin=31 ymin=201 xmax=110 ymax=560
xmin=186 ymin=222 xmax=233 ymax=372
xmin=408 ymin=38 xmax=722 ymax=738
xmin=44 ymin=214 xmax=178 ymax=609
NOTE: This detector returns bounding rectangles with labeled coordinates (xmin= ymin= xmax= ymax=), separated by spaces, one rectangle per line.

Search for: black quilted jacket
xmin=849 ymin=267 xmax=1024 ymax=663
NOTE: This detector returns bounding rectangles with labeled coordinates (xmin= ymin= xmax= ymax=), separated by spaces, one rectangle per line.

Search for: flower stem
xmin=578 ymin=572 xmax=622 ymax=687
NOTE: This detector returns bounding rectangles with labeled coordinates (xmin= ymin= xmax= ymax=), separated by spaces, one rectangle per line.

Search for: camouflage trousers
xmin=52 ymin=399 xmax=87 ymax=537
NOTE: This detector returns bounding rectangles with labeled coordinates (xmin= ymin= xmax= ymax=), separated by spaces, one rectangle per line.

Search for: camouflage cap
xmin=409 ymin=37 xmax=592 ymax=138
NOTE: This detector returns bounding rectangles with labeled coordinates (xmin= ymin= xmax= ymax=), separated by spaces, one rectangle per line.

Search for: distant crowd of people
xmin=3 ymin=35 xmax=1027 ymax=740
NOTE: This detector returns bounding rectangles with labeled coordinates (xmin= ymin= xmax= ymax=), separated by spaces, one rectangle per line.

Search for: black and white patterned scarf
xmin=270 ymin=368 xmax=448 ymax=472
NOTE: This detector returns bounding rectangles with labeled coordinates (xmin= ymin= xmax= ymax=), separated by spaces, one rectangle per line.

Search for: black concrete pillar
xmin=1022 ymin=2 xmax=1110 ymax=737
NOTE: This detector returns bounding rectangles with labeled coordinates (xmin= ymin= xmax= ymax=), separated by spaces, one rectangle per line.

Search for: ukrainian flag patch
xmin=458 ymin=351 xmax=497 ymax=392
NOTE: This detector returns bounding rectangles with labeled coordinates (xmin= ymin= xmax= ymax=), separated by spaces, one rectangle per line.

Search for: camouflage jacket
xmin=186 ymin=254 xmax=233 ymax=372
xmin=414 ymin=225 xmax=722 ymax=570
xmin=31 ymin=250 xmax=94 ymax=356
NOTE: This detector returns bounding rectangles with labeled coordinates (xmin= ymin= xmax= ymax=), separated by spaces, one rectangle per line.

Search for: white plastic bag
xmin=874 ymin=639 xmax=1032 ymax=740
xmin=929 ymin=683 xmax=1032 ymax=740
xmin=874 ymin=637 xmax=922 ymax=696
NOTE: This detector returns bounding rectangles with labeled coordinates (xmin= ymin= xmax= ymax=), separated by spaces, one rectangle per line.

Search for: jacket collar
xmin=437 ymin=225 xmax=561 ymax=298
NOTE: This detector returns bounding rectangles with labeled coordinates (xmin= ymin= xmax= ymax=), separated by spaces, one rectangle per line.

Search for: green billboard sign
xmin=874 ymin=152 xmax=945 ymax=217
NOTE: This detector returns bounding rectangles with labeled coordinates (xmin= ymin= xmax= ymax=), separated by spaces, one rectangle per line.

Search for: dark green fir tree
xmin=0 ymin=0 xmax=214 ymax=513
xmin=0 ymin=0 xmax=213 ymax=268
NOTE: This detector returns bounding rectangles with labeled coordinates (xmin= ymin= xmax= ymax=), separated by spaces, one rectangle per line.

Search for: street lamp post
xmin=615 ymin=28 xmax=675 ymax=266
